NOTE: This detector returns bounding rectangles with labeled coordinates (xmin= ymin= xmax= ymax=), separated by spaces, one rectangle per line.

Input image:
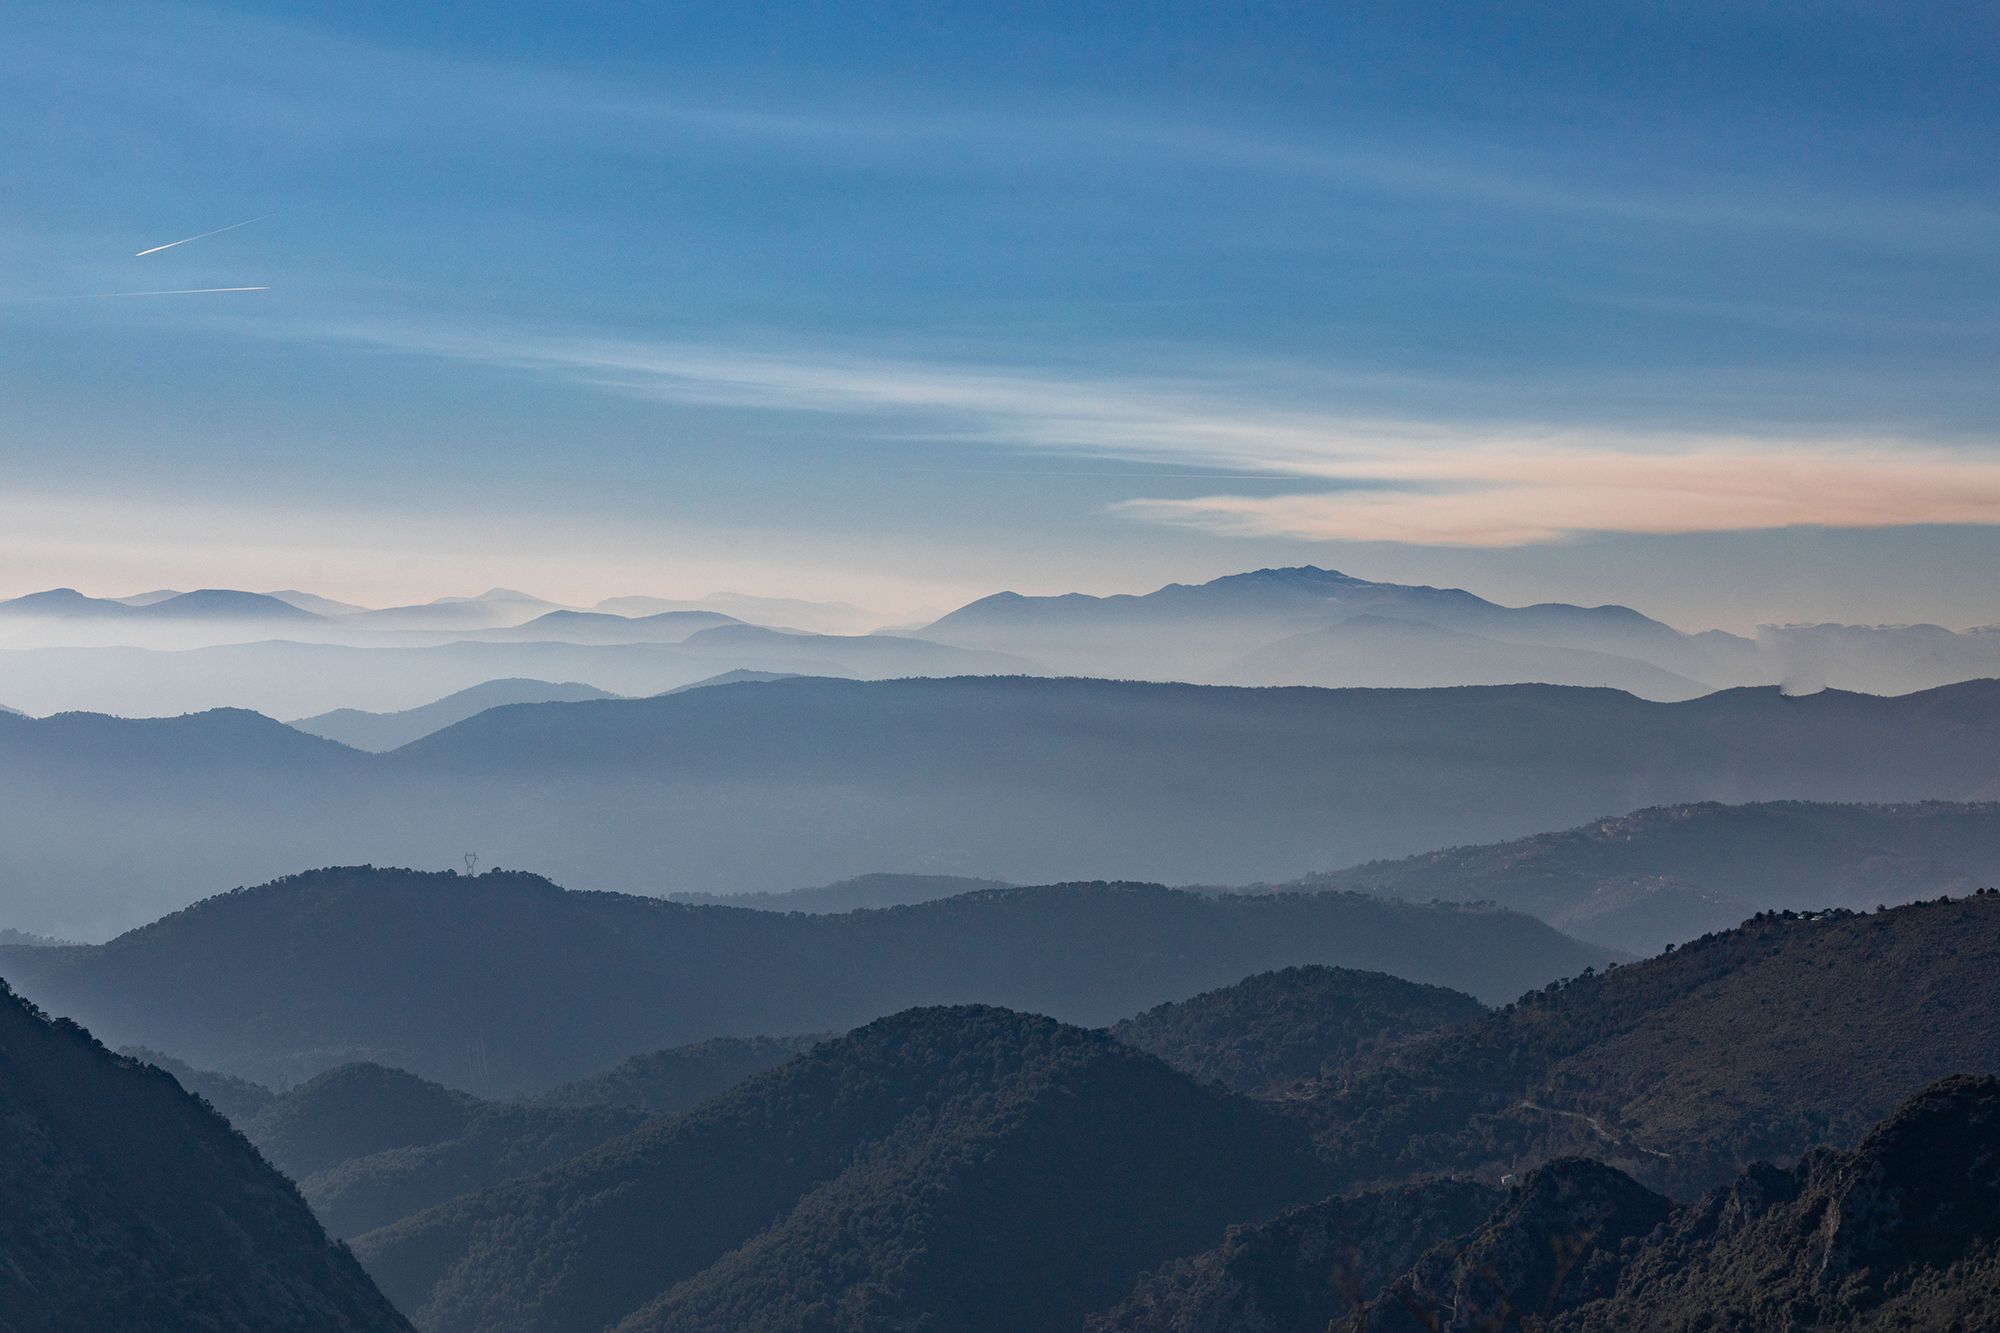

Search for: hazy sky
xmin=5 ymin=1 xmax=1999 ymax=630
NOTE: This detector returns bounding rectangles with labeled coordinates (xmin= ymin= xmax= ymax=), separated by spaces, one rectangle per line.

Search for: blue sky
xmin=4 ymin=1 xmax=1998 ymax=628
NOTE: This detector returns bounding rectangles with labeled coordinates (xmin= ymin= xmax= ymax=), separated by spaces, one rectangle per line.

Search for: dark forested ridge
xmin=1109 ymin=965 xmax=1487 ymax=1097
xmin=235 ymin=1062 xmax=650 ymax=1238
xmin=11 ymin=674 xmax=2000 ymax=938
xmin=119 ymin=1043 xmax=277 ymax=1121
xmin=0 ymin=980 xmax=411 ymax=1331
xmin=355 ymin=1005 xmax=1331 ymax=1333
xmin=1311 ymin=893 xmax=2000 ymax=1197
xmin=0 ymin=866 xmax=1610 ymax=1093
xmin=1289 ymin=799 xmax=2000 ymax=953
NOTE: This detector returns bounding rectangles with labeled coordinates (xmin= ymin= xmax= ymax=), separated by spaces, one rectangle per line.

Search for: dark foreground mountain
xmin=1312 ymin=893 xmax=2000 ymax=1197
xmin=355 ymin=1005 xmax=1329 ymax=1333
xmin=120 ymin=1043 xmax=278 ymax=1121
xmin=1359 ymin=1076 xmax=2000 ymax=1331
xmin=0 ymin=867 xmax=1605 ymax=1093
xmin=238 ymin=1062 xmax=648 ymax=1238
xmin=288 ymin=677 xmax=619 ymax=751
xmin=1110 ymin=965 xmax=1487 ymax=1097
xmin=1090 ymin=1180 xmax=1504 ymax=1332
xmin=11 ymin=674 xmax=2000 ymax=938
xmin=666 ymin=871 xmax=1012 ymax=912
xmin=0 ymin=979 xmax=410 ymax=1331
xmin=539 ymin=1034 xmax=827 ymax=1112
xmin=1291 ymin=799 xmax=2000 ymax=954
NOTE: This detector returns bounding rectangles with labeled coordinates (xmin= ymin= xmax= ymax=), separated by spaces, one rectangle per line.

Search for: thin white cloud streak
xmin=1118 ymin=450 xmax=2000 ymax=547
xmin=63 ymin=286 xmax=270 ymax=298
xmin=133 ymin=214 xmax=275 ymax=257
xmin=325 ymin=319 xmax=2000 ymax=547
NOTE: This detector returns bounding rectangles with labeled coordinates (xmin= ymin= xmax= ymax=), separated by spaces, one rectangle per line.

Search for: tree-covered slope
xmin=0 ymin=867 xmax=1610 ymax=1093
xmin=241 ymin=1063 xmax=650 ymax=1238
xmin=1109 ymin=964 xmax=1487 ymax=1097
xmin=1313 ymin=893 xmax=2000 ymax=1197
xmin=0 ymin=979 xmax=411 ymax=1331
xmin=356 ymin=1006 xmax=1330 ymax=1333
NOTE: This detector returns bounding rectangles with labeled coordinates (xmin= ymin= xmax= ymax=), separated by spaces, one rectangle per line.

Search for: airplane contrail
xmin=134 ymin=213 xmax=276 ymax=257
xmin=68 ymin=286 xmax=271 ymax=298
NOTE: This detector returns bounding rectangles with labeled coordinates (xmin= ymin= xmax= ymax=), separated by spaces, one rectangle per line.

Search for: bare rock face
xmin=1363 ymin=1158 xmax=1671 ymax=1331
xmin=1090 ymin=1178 xmax=1502 ymax=1332
xmin=1559 ymin=1075 xmax=2000 ymax=1331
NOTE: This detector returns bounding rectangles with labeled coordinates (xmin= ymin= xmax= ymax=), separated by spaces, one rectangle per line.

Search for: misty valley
xmin=11 ymin=4 xmax=2000 ymax=1329
xmin=6 ymin=566 xmax=2000 ymax=1330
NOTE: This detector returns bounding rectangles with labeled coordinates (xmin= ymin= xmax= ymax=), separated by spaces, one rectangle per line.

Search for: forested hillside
xmin=356 ymin=1006 xmax=1330 ymax=1333
xmin=1312 ymin=893 xmax=2000 ymax=1196
xmin=0 ymin=980 xmax=410 ymax=1330
xmin=0 ymin=866 xmax=1607 ymax=1092
xmin=1109 ymin=965 xmax=1486 ymax=1097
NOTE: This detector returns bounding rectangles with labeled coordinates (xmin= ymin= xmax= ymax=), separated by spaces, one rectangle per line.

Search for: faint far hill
xmin=266 ymin=589 xmax=370 ymax=616
xmin=1279 ymin=799 xmax=2000 ymax=954
xmin=354 ymin=1006 xmax=1331 ymax=1333
xmin=667 ymin=872 xmax=1012 ymax=913
xmin=0 ymin=979 xmax=410 ymax=1330
xmin=0 ymin=927 xmax=73 ymax=948
xmin=475 ymin=608 xmax=739 ymax=644
xmin=596 ymin=591 xmax=892 ymax=635
xmin=0 ymin=586 xmax=322 ymax=622
xmin=289 ymin=678 xmax=621 ymax=751
xmin=1224 ymin=614 xmax=1709 ymax=699
xmin=0 ymin=867 xmax=1613 ymax=1093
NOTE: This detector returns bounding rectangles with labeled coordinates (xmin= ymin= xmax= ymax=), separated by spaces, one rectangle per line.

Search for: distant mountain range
xmin=6 ymin=674 xmax=2000 ymax=938
xmin=0 ymin=866 xmax=1609 ymax=1093
xmin=0 ymin=586 xmax=319 ymax=622
xmin=914 ymin=565 xmax=2000 ymax=697
xmin=0 ymin=978 xmax=409 ymax=1330
xmin=8 ymin=566 xmax=2000 ymax=719
xmin=1272 ymin=799 xmax=2000 ymax=953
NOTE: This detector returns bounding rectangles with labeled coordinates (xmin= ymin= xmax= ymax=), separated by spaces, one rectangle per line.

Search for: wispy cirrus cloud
xmin=321 ymin=318 xmax=2000 ymax=548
